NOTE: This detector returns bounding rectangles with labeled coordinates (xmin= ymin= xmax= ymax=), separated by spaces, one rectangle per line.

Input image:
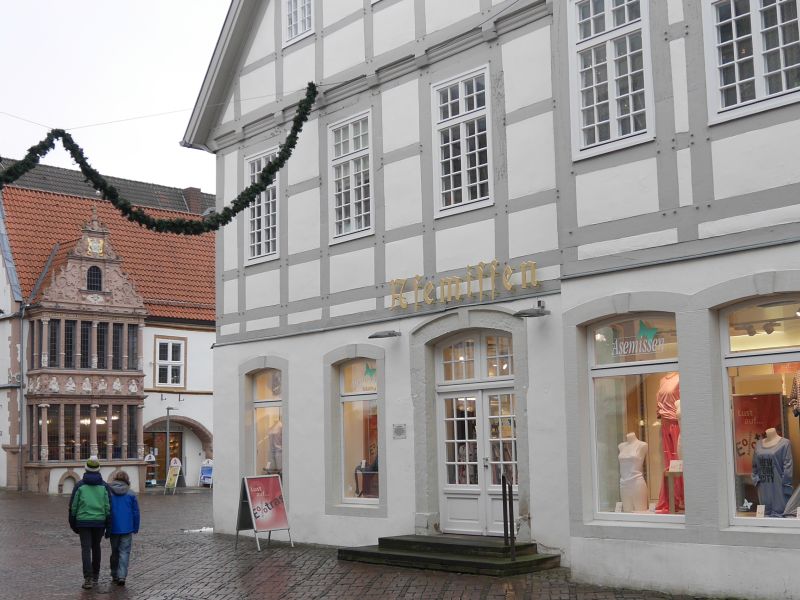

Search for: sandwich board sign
xmin=199 ymin=459 xmax=213 ymax=487
xmin=235 ymin=475 xmax=293 ymax=551
xmin=164 ymin=457 xmax=181 ymax=495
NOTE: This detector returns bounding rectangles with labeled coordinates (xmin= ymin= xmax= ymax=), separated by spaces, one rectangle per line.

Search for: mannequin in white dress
xmin=618 ymin=432 xmax=649 ymax=512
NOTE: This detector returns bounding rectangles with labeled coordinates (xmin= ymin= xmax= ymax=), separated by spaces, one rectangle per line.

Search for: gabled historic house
xmin=0 ymin=162 xmax=215 ymax=493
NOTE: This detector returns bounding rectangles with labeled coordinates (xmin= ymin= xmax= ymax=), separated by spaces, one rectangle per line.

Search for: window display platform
xmin=338 ymin=534 xmax=560 ymax=576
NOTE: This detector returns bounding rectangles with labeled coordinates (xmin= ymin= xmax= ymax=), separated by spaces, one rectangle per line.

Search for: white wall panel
xmin=220 ymin=323 xmax=240 ymax=336
xmin=283 ymin=43 xmax=316 ymax=97
xmin=501 ymin=27 xmax=552 ymax=112
xmin=288 ymin=118 xmax=319 ymax=185
xmin=323 ymin=0 xmax=362 ymax=27
xmin=424 ymin=0 xmax=479 ymax=34
xmin=381 ymin=80 xmax=419 ymax=153
xmin=330 ymin=298 xmax=376 ymax=317
xmin=508 ymin=204 xmax=558 ymax=258
xmin=223 ymin=279 xmax=238 ymax=315
xmin=223 ymin=151 xmax=239 ymax=271
xmin=288 ymin=260 xmax=321 ymax=301
xmin=244 ymin=1 xmax=276 ymax=65
xmin=576 ymin=158 xmax=659 ymax=226
xmin=245 ymin=270 xmax=281 ymax=310
xmin=246 ymin=316 xmax=280 ymax=331
xmin=221 ymin=95 xmax=234 ymax=124
xmin=713 ymin=119 xmax=800 ymax=200
xmin=667 ymin=0 xmax=684 ymax=23
xmin=677 ymin=148 xmax=693 ymax=207
xmin=506 ymin=113 xmax=556 ymax=199
xmin=436 ymin=220 xmax=495 ymax=272
xmin=373 ymin=0 xmax=415 ymax=56
xmin=324 ymin=20 xmax=365 ymax=78
xmin=288 ymin=308 xmax=322 ymax=324
xmin=288 ymin=188 xmax=320 ymax=254
xmin=577 ymin=229 xmax=678 ymax=260
xmin=384 ymin=155 xmax=423 ymax=230
xmin=240 ymin=62 xmax=276 ymax=115
xmin=330 ymin=248 xmax=375 ymax=293
xmin=670 ymin=39 xmax=689 ymax=133
xmin=699 ymin=205 xmax=800 ymax=239
xmin=386 ymin=236 xmax=424 ymax=280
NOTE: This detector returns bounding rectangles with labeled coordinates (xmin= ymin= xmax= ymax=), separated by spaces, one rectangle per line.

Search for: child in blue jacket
xmin=107 ymin=471 xmax=140 ymax=586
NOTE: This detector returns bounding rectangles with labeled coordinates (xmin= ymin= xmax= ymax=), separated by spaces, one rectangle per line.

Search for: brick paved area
xmin=0 ymin=489 xmax=709 ymax=600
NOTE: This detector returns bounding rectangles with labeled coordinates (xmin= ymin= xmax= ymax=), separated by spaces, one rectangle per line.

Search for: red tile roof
xmin=2 ymin=186 xmax=215 ymax=322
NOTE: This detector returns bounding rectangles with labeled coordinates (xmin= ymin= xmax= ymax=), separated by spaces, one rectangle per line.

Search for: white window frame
xmin=567 ymin=0 xmax=656 ymax=160
xmin=283 ymin=0 xmax=314 ymax=48
xmin=587 ymin=314 xmax=684 ymax=524
xmin=436 ymin=332 xmax=515 ymax=390
xmin=253 ymin=368 xmax=283 ymax=476
xmin=703 ymin=0 xmax=800 ymax=124
xmin=245 ymin=149 xmax=280 ymax=265
xmin=328 ymin=111 xmax=374 ymax=244
xmin=339 ymin=359 xmax=379 ymax=505
xmin=155 ymin=338 xmax=185 ymax=389
xmin=720 ymin=300 xmax=800 ymax=529
xmin=431 ymin=67 xmax=494 ymax=219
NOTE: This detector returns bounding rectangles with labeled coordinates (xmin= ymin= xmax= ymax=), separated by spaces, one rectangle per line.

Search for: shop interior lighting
xmin=746 ymin=325 xmax=757 ymax=336
xmin=763 ymin=321 xmax=778 ymax=334
xmin=513 ymin=300 xmax=550 ymax=318
xmin=368 ymin=330 xmax=402 ymax=339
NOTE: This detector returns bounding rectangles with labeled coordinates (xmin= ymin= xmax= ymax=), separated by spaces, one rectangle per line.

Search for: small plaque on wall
xmin=392 ymin=424 xmax=407 ymax=440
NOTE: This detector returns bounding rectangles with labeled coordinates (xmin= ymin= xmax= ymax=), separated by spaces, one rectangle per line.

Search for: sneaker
xmin=117 ymin=579 xmax=126 ymax=586
xmin=112 ymin=576 xmax=119 ymax=583
xmin=82 ymin=577 xmax=93 ymax=589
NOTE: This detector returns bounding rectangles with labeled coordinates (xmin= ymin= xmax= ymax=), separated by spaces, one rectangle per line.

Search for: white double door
xmin=437 ymin=389 xmax=518 ymax=535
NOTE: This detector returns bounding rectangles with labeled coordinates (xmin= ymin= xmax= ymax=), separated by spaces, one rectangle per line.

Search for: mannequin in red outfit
xmin=655 ymin=372 xmax=684 ymax=513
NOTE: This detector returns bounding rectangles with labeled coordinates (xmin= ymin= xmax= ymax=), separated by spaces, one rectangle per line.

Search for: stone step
xmin=338 ymin=545 xmax=561 ymax=577
xmin=377 ymin=534 xmax=538 ymax=557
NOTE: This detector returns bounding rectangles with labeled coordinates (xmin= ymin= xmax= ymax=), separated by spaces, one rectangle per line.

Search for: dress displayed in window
xmin=655 ymin=372 xmax=684 ymax=513
xmin=752 ymin=437 xmax=793 ymax=517
xmin=618 ymin=436 xmax=648 ymax=512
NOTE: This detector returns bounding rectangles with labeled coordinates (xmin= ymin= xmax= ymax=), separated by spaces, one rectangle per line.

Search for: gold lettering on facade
xmin=389 ymin=279 xmax=408 ymax=309
xmin=465 ymin=266 xmax=474 ymax=300
xmin=412 ymin=275 xmax=423 ymax=309
xmin=502 ymin=264 xmax=515 ymax=291
xmin=475 ymin=262 xmax=486 ymax=301
xmin=489 ymin=260 xmax=499 ymax=300
xmin=438 ymin=276 xmax=463 ymax=304
xmin=423 ymin=281 xmax=436 ymax=305
xmin=519 ymin=261 xmax=538 ymax=288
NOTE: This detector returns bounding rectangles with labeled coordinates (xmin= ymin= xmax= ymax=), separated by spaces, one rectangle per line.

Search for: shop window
xmin=254 ymin=369 xmax=283 ymax=478
xmin=724 ymin=298 xmax=800 ymax=524
xmin=589 ymin=315 xmax=683 ymax=519
xmin=340 ymin=358 xmax=379 ymax=501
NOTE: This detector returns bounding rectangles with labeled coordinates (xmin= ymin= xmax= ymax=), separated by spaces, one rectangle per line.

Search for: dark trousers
xmin=78 ymin=527 xmax=104 ymax=578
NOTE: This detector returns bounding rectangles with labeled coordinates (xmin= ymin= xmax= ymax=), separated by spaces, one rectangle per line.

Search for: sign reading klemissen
xmin=388 ymin=259 xmax=539 ymax=310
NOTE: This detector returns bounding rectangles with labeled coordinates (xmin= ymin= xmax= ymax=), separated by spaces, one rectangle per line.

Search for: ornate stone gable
xmin=38 ymin=209 xmax=145 ymax=311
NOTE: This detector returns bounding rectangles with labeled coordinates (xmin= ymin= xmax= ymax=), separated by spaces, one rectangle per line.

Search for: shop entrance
xmin=143 ymin=431 xmax=183 ymax=481
xmin=437 ymin=385 xmax=518 ymax=535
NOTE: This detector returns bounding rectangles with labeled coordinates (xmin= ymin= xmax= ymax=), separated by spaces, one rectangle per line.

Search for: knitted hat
xmin=85 ymin=457 xmax=100 ymax=473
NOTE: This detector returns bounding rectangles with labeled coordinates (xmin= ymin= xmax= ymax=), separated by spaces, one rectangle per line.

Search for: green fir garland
xmin=0 ymin=82 xmax=318 ymax=236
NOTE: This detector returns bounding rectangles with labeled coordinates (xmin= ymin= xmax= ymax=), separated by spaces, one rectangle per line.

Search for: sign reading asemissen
xmin=388 ymin=259 xmax=539 ymax=310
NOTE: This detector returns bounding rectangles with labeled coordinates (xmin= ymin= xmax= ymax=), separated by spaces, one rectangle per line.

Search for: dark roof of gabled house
xmin=0 ymin=158 xmax=215 ymax=215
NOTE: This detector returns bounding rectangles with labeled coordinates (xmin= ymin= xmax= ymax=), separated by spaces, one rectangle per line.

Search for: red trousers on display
xmin=656 ymin=418 xmax=684 ymax=513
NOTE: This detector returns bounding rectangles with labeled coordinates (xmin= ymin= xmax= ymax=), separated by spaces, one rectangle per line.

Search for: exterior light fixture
xmin=368 ymin=330 xmax=402 ymax=339
xmin=513 ymin=300 xmax=550 ymax=318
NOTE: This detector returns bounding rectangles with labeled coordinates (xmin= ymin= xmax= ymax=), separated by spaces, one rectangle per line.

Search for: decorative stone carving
xmin=48 ymin=377 xmax=59 ymax=393
xmin=85 ymin=294 xmax=104 ymax=304
xmin=34 ymin=377 xmax=41 ymax=393
xmin=82 ymin=377 xmax=92 ymax=393
xmin=137 ymin=446 xmax=144 ymax=460
xmin=65 ymin=377 xmax=76 ymax=393
xmin=128 ymin=379 xmax=138 ymax=393
xmin=96 ymin=378 xmax=107 ymax=392
xmin=41 ymin=353 xmax=49 ymax=368
xmin=112 ymin=378 xmax=122 ymax=393
xmin=40 ymin=446 xmax=48 ymax=461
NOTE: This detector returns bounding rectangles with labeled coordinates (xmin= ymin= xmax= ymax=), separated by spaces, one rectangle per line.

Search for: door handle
xmin=483 ymin=457 xmax=489 ymax=469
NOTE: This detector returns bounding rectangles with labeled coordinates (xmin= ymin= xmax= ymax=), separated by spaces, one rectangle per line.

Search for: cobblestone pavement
xmin=0 ymin=489 xmax=709 ymax=600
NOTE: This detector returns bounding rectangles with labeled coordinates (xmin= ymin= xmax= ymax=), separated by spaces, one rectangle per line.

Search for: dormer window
xmin=87 ymin=266 xmax=102 ymax=291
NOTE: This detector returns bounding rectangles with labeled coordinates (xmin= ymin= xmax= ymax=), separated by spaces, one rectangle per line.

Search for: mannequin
xmin=268 ymin=418 xmax=283 ymax=473
xmin=789 ymin=373 xmax=800 ymax=417
xmin=618 ymin=432 xmax=649 ymax=512
xmin=655 ymin=371 xmax=684 ymax=513
xmin=753 ymin=427 xmax=793 ymax=517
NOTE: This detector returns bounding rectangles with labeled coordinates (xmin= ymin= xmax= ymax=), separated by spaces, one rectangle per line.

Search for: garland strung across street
xmin=0 ymin=82 xmax=319 ymax=236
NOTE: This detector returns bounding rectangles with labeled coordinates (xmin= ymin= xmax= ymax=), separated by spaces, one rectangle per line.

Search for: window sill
xmin=572 ymin=131 xmax=655 ymax=162
xmin=708 ymin=90 xmax=800 ymax=126
xmin=282 ymin=29 xmax=314 ymax=51
xmin=326 ymin=500 xmax=386 ymax=518
xmin=728 ymin=517 xmax=800 ymax=530
xmin=330 ymin=228 xmax=374 ymax=246
xmin=246 ymin=253 xmax=280 ymax=268
xmin=434 ymin=198 xmax=494 ymax=220
xmin=588 ymin=512 xmax=686 ymax=527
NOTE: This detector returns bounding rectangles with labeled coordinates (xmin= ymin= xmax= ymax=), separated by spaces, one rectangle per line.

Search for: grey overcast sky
xmin=0 ymin=1 xmax=230 ymax=195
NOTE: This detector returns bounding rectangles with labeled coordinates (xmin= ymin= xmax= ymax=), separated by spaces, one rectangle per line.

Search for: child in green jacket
xmin=68 ymin=457 xmax=112 ymax=589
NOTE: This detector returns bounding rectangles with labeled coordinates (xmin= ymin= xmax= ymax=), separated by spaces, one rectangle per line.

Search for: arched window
xmin=87 ymin=266 xmax=102 ymax=291
xmin=253 ymin=369 xmax=283 ymax=478
xmin=339 ymin=358 xmax=379 ymax=501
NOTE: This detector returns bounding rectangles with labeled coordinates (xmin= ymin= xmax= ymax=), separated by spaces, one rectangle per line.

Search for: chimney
xmin=182 ymin=187 xmax=205 ymax=215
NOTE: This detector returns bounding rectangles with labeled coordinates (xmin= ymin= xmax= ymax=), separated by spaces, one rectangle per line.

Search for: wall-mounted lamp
xmin=368 ymin=330 xmax=402 ymax=339
xmin=513 ymin=300 xmax=550 ymax=318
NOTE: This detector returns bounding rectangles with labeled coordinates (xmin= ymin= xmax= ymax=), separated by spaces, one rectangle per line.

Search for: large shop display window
xmin=725 ymin=299 xmax=800 ymax=525
xmin=590 ymin=315 xmax=683 ymax=520
xmin=254 ymin=369 xmax=283 ymax=478
xmin=340 ymin=359 xmax=379 ymax=502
